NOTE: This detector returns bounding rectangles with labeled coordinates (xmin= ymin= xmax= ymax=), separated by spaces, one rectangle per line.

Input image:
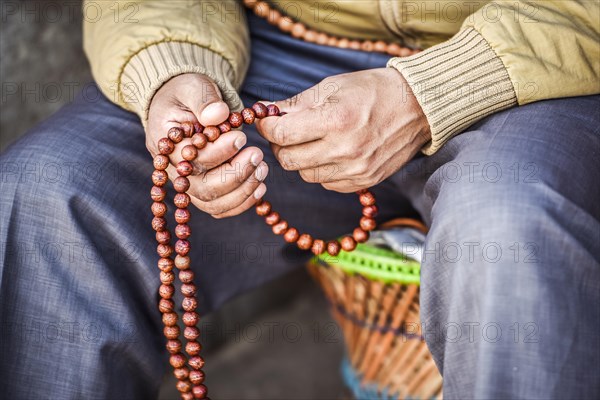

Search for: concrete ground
xmin=1 ymin=3 xmax=348 ymax=399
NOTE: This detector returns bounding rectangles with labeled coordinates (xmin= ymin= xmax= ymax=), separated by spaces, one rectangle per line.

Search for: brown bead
xmin=311 ymin=239 xmax=326 ymax=255
xmin=254 ymin=1 xmax=269 ymax=17
xmin=181 ymin=145 xmax=198 ymax=161
xmin=304 ymin=30 xmax=318 ymax=43
xmin=173 ymin=367 xmax=189 ymax=380
xmin=179 ymin=270 xmax=195 ymax=284
xmin=283 ymin=227 xmax=299 ymax=243
xmin=183 ymin=312 xmax=199 ymax=327
xmin=151 ymin=186 xmax=167 ymax=202
xmin=374 ymin=40 xmax=388 ymax=52
xmin=182 ymin=393 xmax=194 ymax=400
xmin=174 ymin=193 xmax=191 ymax=208
xmin=267 ymin=104 xmax=280 ymax=116
xmin=184 ymin=326 xmax=200 ymax=340
xmin=152 ymin=170 xmax=168 ymax=186
xmin=255 ymin=201 xmax=271 ymax=216
xmin=159 ymin=298 xmax=175 ymax=313
xmin=228 ymin=112 xmax=243 ymax=128
xmin=278 ymin=16 xmax=294 ymax=32
xmin=400 ymin=47 xmax=413 ymax=57
xmin=387 ymin=43 xmax=402 ymax=56
xmin=191 ymin=133 xmax=208 ymax=150
xmin=272 ymin=220 xmax=288 ymax=235
xmin=152 ymin=217 xmax=167 ymax=232
xmin=340 ymin=236 xmax=357 ymax=252
xmin=252 ymin=102 xmax=268 ymax=118
xmin=186 ymin=341 xmax=202 ymax=356
xmin=360 ymin=217 xmax=376 ymax=231
xmin=291 ymin=23 xmax=306 ymax=38
xmin=153 ymin=155 xmax=170 ymax=170
xmin=173 ymin=176 xmax=190 ymax=193
xmin=158 ymin=138 xmax=175 ymax=155
xmin=181 ymin=121 xmax=195 ymax=137
xmin=327 ymin=37 xmax=338 ymax=47
xmin=217 ymin=121 xmax=231 ymax=133
xmin=361 ymin=40 xmax=374 ymax=51
xmin=363 ymin=205 xmax=379 ymax=218
xmin=241 ymin=108 xmax=255 ymax=124
xmin=163 ymin=312 xmax=178 ymax=326
xmin=164 ymin=325 xmax=180 ymax=340
xmin=193 ymin=121 xmax=203 ymax=134
xmin=359 ymin=191 xmax=376 ymax=206
xmin=168 ymin=127 xmax=185 ymax=143
xmin=188 ymin=356 xmax=205 ymax=370
xmin=175 ymin=255 xmax=191 ymax=270
xmin=159 ymin=284 xmax=175 ymax=300
xmin=267 ymin=8 xmax=281 ymax=25
xmin=177 ymin=161 xmax=194 ymax=177
xmin=166 ymin=339 xmax=182 ymax=354
xmin=182 ymin=295 xmax=197 ymax=311
xmin=337 ymin=38 xmax=349 ymax=48
xmin=349 ymin=40 xmax=361 ymax=50
xmin=175 ymin=239 xmax=191 ymax=256
xmin=265 ymin=211 xmax=280 ymax=226
xmin=156 ymin=230 xmax=171 ymax=245
xmin=151 ymin=202 xmax=167 ymax=217
xmin=175 ymin=224 xmax=191 ymax=239
xmin=160 ymin=271 xmax=175 ymax=284
xmin=192 ymin=384 xmax=207 ymax=399
xmin=158 ymin=257 xmax=174 ymax=272
xmin=181 ymin=283 xmax=196 ymax=297
xmin=175 ymin=208 xmax=190 ymax=224
xmin=189 ymin=370 xmax=205 ymax=385
xmin=316 ymin=32 xmax=329 ymax=45
xmin=170 ymin=353 xmax=187 ymax=368
xmin=297 ymin=234 xmax=313 ymax=250
xmin=203 ymin=126 xmax=220 ymax=142
xmin=327 ymin=240 xmax=341 ymax=256
xmin=176 ymin=380 xmax=192 ymax=394
xmin=157 ymin=244 xmax=173 ymax=258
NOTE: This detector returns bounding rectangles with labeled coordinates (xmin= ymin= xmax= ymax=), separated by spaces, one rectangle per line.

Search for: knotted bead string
xmin=152 ymin=102 xmax=377 ymax=399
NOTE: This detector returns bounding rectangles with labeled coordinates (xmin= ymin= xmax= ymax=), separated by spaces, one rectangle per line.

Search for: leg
xmin=398 ymin=95 xmax=600 ymax=398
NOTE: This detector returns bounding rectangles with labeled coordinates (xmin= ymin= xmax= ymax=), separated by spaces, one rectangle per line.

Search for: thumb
xmin=271 ymin=82 xmax=321 ymax=114
xmin=180 ymin=75 xmax=230 ymax=126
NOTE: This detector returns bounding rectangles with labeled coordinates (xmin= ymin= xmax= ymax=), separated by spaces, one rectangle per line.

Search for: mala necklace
xmin=151 ymin=104 xmax=377 ymax=399
xmin=152 ymin=4 xmax=423 ymax=399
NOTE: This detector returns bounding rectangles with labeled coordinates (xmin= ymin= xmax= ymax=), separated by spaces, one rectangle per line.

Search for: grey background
xmin=1 ymin=1 xmax=346 ymax=398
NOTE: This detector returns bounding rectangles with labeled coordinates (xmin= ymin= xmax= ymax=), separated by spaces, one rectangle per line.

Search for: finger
xmin=270 ymin=142 xmax=328 ymax=171
xmin=187 ymin=149 xmax=267 ymax=201
xmin=169 ymin=131 xmax=250 ymax=173
xmin=176 ymin=77 xmax=230 ymax=126
xmin=191 ymin=180 xmax=267 ymax=216
xmin=322 ymin=180 xmax=362 ymax=193
xmin=255 ymin=107 xmax=326 ymax=146
xmin=298 ymin=164 xmax=344 ymax=183
xmin=211 ymin=186 xmax=267 ymax=219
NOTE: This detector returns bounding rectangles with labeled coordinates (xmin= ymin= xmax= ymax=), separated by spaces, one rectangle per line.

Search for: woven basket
xmin=306 ymin=220 xmax=442 ymax=399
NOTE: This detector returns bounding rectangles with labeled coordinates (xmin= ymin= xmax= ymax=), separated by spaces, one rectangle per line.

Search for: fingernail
xmin=234 ymin=135 xmax=247 ymax=150
xmin=250 ymin=152 xmax=262 ymax=167
xmin=254 ymin=162 xmax=268 ymax=181
xmin=253 ymin=183 xmax=267 ymax=199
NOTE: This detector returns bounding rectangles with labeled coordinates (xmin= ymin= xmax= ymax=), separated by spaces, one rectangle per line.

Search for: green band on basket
xmin=314 ymin=242 xmax=421 ymax=285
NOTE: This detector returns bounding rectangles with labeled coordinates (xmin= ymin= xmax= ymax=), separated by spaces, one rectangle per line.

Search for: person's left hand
xmin=256 ymin=68 xmax=431 ymax=193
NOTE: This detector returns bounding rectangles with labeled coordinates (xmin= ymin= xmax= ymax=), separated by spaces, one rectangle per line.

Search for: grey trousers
xmin=1 ymin=13 xmax=599 ymax=400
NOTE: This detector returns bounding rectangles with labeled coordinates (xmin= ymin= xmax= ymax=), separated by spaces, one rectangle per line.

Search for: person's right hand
xmin=147 ymin=73 xmax=268 ymax=218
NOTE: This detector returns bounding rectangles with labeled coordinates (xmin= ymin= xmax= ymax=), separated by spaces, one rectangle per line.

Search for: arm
xmin=388 ymin=0 xmax=600 ymax=154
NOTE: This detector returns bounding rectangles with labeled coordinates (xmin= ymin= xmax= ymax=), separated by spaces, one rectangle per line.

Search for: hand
xmin=256 ymin=68 xmax=430 ymax=193
xmin=147 ymin=73 xmax=268 ymax=218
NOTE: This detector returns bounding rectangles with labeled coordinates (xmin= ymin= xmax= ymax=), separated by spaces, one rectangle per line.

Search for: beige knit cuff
xmin=120 ymin=42 xmax=243 ymax=123
xmin=387 ymin=28 xmax=517 ymax=155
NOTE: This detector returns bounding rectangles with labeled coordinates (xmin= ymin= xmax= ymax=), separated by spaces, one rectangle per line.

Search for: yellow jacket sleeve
xmin=83 ymin=0 xmax=249 ymax=121
xmin=388 ymin=0 xmax=600 ymax=154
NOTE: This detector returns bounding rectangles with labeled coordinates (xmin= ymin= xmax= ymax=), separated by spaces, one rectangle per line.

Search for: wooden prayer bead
xmin=312 ymin=239 xmax=326 ymax=255
xmin=182 ymin=393 xmax=194 ymax=400
xmin=183 ymin=312 xmax=199 ymax=327
xmin=272 ymin=220 xmax=288 ymax=235
xmin=304 ymin=30 xmax=318 ymax=43
xmin=189 ymin=370 xmax=205 ymax=385
xmin=174 ymin=177 xmax=190 ymax=193
xmin=374 ymin=40 xmax=388 ymax=52
xmin=297 ymin=234 xmax=313 ymax=250
xmin=349 ymin=40 xmax=361 ymax=50
xmin=181 ymin=283 xmax=196 ymax=296
xmin=166 ymin=339 xmax=182 ymax=354
xmin=327 ymin=241 xmax=341 ymax=256
xmin=177 ymin=161 xmax=194 ymax=177
xmin=337 ymin=38 xmax=349 ymax=48
xmin=278 ymin=16 xmax=294 ymax=32
xmin=353 ymin=227 xmax=369 ymax=243
xmin=175 ymin=208 xmax=191 ymax=224
xmin=361 ymin=40 xmax=374 ymax=51
xmin=176 ymin=380 xmax=192 ymax=393
xmin=191 ymin=133 xmax=208 ymax=149
xmin=153 ymin=155 xmax=170 ymax=170
xmin=360 ymin=217 xmax=376 ymax=231
xmin=160 ymin=271 xmax=175 ymax=285
xmin=159 ymin=298 xmax=175 ymax=313
xmin=186 ymin=341 xmax=202 ymax=356
xmin=175 ymin=255 xmax=191 ymax=270
xmin=316 ymin=32 xmax=329 ymax=45
xmin=173 ymin=367 xmax=189 ymax=380
xmin=164 ymin=325 xmax=180 ymax=340
xmin=188 ymin=356 xmax=205 ymax=370
xmin=156 ymin=230 xmax=171 ymax=245
xmin=203 ymin=126 xmax=220 ymax=142
xmin=159 ymin=284 xmax=175 ymax=300
xmin=192 ymin=384 xmax=207 ymax=399
xmin=157 ymin=244 xmax=173 ymax=258
xmin=252 ymin=102 xmax=268 ymax=118
xmin=158 ymin=257 xmax=174 ymax=272
xmin=267 ymin=104 xmax=280 ymax=116
xmin=283 ymin=227 xmax=299 ymax=243
xmin=151 ymin=186 xmax=167 ymax=202
xmin=152 ymin=217 xmax=167 ymax=232
xmin=181 ymin=121 xmax=195 ymax=137
xmin=340 ymin=236 xmax=357 ymax=252
xmin=151 ymin=202 xmax=167 ymax=217
xmin=256 ymin=201 xmax=272 ymax=216
xmin=241 ymin=108 xmax=256 ymax=124
xmin=362 ymin=205 xmax=378 ymax=218
xmin=152 ymin=170 xmax=168 ymax=186
xmin=158 ymin=138 xmax=175 ymax=155
xmin=359 ymin=191 xmax=376 ymax=206
xmin=182 ymin=295 xmax=197 ymax=311
xmin=181 ymin=145 xmax=198 ymax=161
xmin=184 ymin=327 xmax=200 ymax=340
xmin=174 ymin=193 xmax=191 ymax=208
xmin=175 ymin=224 xmax=191 ymax=239
xmin=291 ymin=23 xmax=306 ymax=38
xmin=193 ymin=121 xmax=203 ymax=134
xmin=254 ymin=1 xmax=269 ymax=17
xmin=217 ymin=121 xmax=232 ymax=133
xmin=265 ymin=211 xmax=280 ymax=225
xmin=175 ymin=239 xmax=191 ymax=256
xmin=162 ymin=312 xmax=178 ymax=326
xmin=170 ymin=354 xmax=187 ymax=369
xmin=228 ymin=112 xmax=243 ymax=128
xmin=168 ymin=127 xmax=185 ymax=143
